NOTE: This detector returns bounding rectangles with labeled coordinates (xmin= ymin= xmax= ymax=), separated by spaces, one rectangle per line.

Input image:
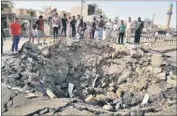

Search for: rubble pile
xmin=1 ymin=40 xmax=177 ymax=115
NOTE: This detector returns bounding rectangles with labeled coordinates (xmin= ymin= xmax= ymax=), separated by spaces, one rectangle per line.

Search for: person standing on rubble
xmin=61 ymin=14 xmax=68 ymax=37
xmin=106 ymin=19 xmax=113 ymax=37
xmin=66 ymin=16 xmax=72 ymax=39
xmin=36 ymin=15 xmax=47 ymax=45
xmin=70 ymin=16 xmax=77 ymax=37
xmin=113 ymin=20 xmax=119 ymax=42
xmin=134 ymin=17 xmax=144 ymax=44
xmin=27 ymin=20 xmax=35 ymax=43
xmin=91 ymin=17 xmax=97 ymax=39
xmin=9 ymin=17 xmax=21 ymax=54
xmin=76 ymin=15 xmax=81 ymax=40
xmin=117 ymin=20 xmax=126 ymax=44
xmin=98 ymin=15 xmax=105 ymax=40
xmin=52 ymin=13 xmax=60 ymax=41
xmin=126 ymin=17 xmax=133 ymax=43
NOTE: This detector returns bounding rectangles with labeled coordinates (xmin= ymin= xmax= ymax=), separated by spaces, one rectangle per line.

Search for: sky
xmin=12 ymin=0 xmax=176 ymax=28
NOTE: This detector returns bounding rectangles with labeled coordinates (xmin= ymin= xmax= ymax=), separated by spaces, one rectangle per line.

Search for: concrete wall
xmin=71 ymin=4 xmax=94 ymax=22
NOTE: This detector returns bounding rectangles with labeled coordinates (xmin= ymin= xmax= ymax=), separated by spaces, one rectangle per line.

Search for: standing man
xmin=91 ymin=17 xmax=96 ymax=39
xmin=61 ymin=14 xmax=68 ymax=37
xmin=52 ymin=13 xmax=60 ymax=41
xmin=98 ymin=15 xmax=105 ymax=40
xmin=70 ymin=16 xmax=77 ymax=37
xmin=1 ymin=26 xmax=6 ymax=54
xmin=27 ymin=20 xmax=35 ymax=42
xmin=9 ymin=17 xmax=21 ymax=54
xmin=118 ymin=20 xmax=126 ymax=44
xmin=106 ymin=19 xmax=113 ymax=37
xmin=126 ymin=17 xmax=133 ymax=43
xmin=76 ymin=15 xmax=81 ymax=40
xmin=134 ymin=17 xmax=144 ymax=44
xmin=36 ymin=15 xmax=47 ymax=45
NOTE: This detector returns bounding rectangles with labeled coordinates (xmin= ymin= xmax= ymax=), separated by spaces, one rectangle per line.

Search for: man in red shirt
xmin=9 ymin=17 xmax=21 ymax=54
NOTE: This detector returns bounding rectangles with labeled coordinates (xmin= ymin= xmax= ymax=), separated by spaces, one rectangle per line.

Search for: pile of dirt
xmin=1 ymin=40 xmax=176 ymax=115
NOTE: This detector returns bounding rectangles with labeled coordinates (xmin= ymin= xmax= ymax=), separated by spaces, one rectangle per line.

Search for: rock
xmin=20 ymin=42 xmax=40 ymax=54
xmin=167 ymin=78 xmax=176 ymax=86
xmin=115 ymin=102 xmax=122 ymax=111
xmin=146 ymin=65 xmax=153 ymax=72
xmin=103 ymin=104 xmax=113 ymax=111
xmin=153 ymin=67 xmax=162 ymax=74
xmin=142 ymin=93 xmax=150 ymax=105
xmin=157 ymin=72 xmax=166 ymax=80
xmin=151 ymin=54 xmax=163 ymax=67
xmin=68 ymin=67 xmax=75 ymax=75
xmin=117 ymin=70 xmax=131 ymax=85
xmin=28 ymin=57 xmax=33 ymax=63
xmin=109 ymin=82 xmax=115 ymax=87
xmin=95 ymin=94 xmax=108 ymax=101
xmin=46 ymin=88 xmax=57 ymax=98
xmin=108 ymin=87 xmax=115 ymax=92
xmin=116 ymin=89 xmax=123 ymax=98
xmin=147 ymin=85 xmax=162 ymax=95
xmin=39 ymin=108 xmax=49 ymax=114
xmin=107 ymin=92 xmax=117 ymax=100
xmin=85 ymin=95 xmax=95 ymax=103
xmin=42 ymin=49 xmax=51 ymax=58
xmin=25 ymin=93 xmax=38 ymax=99
xmin=136 ymin=67 xmax=143 ymax=75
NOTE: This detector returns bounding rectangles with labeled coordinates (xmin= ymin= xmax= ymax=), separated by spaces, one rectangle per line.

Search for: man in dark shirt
xmin=61 ymin=14 xmax=68 ymax=37
xmin=70 ymin=16 xmax=77 ymax=37
xmin=134 ymin=17 xmax=144 ymax=44
xmin=91 ymin=17 xmax=96 ymax=39
xmin=36 ymin=15 xmax=47 ymax=45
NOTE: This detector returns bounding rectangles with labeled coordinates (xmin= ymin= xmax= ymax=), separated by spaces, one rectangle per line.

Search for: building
xmin=1 ymin=1 xmax=16 ymax=28
xmin=15 ymin=8 xmax=46 ymax=20
xmin=71 ymin=4 xmax=97 ymax=22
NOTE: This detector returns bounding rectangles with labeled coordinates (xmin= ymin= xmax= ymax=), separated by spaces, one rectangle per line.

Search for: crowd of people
xmin=2 ymin=13 xmax=145 ymax=55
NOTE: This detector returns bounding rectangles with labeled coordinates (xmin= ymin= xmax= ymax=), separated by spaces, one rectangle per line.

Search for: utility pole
xmin=81 ymin=0 xmax=85 ymax=17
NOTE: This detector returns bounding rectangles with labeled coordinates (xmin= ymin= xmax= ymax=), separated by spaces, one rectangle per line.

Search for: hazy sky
xmin=13 ymin=1 xmax=176 ymax=28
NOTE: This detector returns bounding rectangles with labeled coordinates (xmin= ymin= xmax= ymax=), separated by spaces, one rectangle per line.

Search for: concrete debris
xmin=46 ymin=88 xmax=57 ymax=98
xmin=68 ymin=83 xmax=74 ymax=98
xmin=1 ymin=40 xmax=177 ymax=115
xmin=142 ymin=93 xmax=150 ymax=105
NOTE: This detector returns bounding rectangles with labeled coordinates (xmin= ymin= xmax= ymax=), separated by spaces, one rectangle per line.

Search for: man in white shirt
xmin=105 ymin=19 xmax=113 ymax=37
xmin=126 ymin=17 xmax=133 ymax=43
xmin=52 ymin=13 xmax=60 ymax=41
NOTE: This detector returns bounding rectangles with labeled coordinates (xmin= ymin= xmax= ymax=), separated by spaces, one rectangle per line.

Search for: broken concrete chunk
xmin=167 ymin=78 xmax=176 ymax=86
xmin=153 ymin=67 xmax=162 ymax=74
xmin=46 ymin=88 xmax=57 ymax=98
xmin=142 ymin=93 xmax=149 ymax=105
xmin=25 ymin=93 xmax=38 ymax=99
xmin=95 ymin=94 xmax=107 ymax=101
xmin=147 ymin=85 xmax=162 ymax=95
xmin=103 ymin=104 xmax=113 ymax=111
xmin=151 ymin=54 xmax=163 ymax=67
xmin=85 ymin=95 xmax=95 ymax=103
xmin=68 ymin=83 xmax=74 ymax=98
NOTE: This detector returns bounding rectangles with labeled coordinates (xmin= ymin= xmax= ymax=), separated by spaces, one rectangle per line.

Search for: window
xmin=88 ymin=5 xmax=96 ymax=15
